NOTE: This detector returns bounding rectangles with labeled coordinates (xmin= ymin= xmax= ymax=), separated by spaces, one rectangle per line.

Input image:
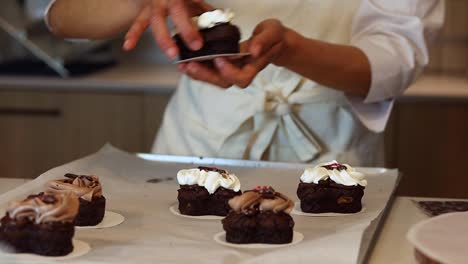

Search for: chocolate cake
xmin=46 ymin=173 xmax=106 ymax=226
xmin=76 ymin=195 xmax=106 ymax=226
xmin=174 ymin=9 xmax=241 ymax=60
xmin=297 ymin=161 xmax=367 ymax=214
xmin=177 ymin=166 xmax=241 ymax=216
xmin=222 ymin=186 xmax=295 ymax=244
xmin=0 ymin=192 xmax=79 ymax=256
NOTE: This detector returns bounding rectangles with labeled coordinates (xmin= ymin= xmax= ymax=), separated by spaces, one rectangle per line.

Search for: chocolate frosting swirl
xmin=46 ymin=174 xmax=103 ymax=202
xmin=228 ymin=187 xmax=294 ymax=214
xmin=7 ymin=192 xmax=79 ymax=224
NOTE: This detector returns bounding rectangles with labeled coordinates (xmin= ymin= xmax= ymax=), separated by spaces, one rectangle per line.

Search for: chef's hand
xmin=178 ymin=19 xmax=287 ymax=88
xmin=123 ymin=0 xmax=212 ymax=59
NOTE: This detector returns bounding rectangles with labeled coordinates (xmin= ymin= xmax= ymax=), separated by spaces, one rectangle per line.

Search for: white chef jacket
xmin=44 ymin=0 xmax=444 ymax=166
xmin=152 ymin=0 xmax=443 ymax=166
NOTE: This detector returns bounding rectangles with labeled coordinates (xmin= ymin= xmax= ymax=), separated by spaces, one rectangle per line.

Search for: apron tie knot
xmin=249 ymin=85 xmax=323 ymax=162
xmin=264 ymin=91 xmax=292 ymax=116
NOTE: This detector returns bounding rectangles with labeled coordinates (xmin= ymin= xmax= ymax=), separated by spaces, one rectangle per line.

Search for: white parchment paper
xmin=0 ymin=145 xmax=398 ymax=264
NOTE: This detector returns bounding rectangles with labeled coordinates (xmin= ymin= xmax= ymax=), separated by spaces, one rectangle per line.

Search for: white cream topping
xmin=177 ymin=168 xmax=241 ymax=194
xmin=195 ymin=9 xmax=234 ymax=29
xmin=300 ymin=160 xmax=367 ymax=187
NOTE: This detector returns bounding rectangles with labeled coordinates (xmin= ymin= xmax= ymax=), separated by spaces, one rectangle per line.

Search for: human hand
xmin=178 ymin=19 xmax=288 ymax=88
xmin=123 ymin=0 xmax=212 ymax=59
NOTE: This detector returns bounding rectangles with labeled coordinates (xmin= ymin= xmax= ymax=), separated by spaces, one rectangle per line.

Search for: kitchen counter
xmin=1 ymin=177 xmax=465 ymax=263
xmin=0 ymin=61 xmax=466 ymax=99
xmin=0 ymin=63 xmax=181 ymax=94
xmin=402 ymin=74 xmax=468 ymax=100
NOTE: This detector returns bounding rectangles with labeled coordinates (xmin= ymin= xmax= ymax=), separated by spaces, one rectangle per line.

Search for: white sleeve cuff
xmin=346 ymin=36 xmax=403 ymax=132
xmin=346 ymin=95 xmax=394 ymax=133
xmin=346 ymin=37 xmax=405 ymax=132
xmin=345 ymin=0 xmax=444 ymax=132
xmin=44 ymin=0 xmax=56 ymax=33
xmin=354 ymin=36 xmax=410 ymax=104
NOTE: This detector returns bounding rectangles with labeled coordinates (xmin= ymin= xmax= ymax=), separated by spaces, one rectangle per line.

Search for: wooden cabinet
xmin=385 ymin=99 xmax=468 ymax=198
xmin=0 ymin=90 xmax=171 ymax=179
xmin=142 ymin=93 xmax=171 ymax=152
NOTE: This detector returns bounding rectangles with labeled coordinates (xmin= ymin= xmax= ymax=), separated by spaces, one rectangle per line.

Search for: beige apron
xmin=153 ymin=0 xmax=385 ymax=166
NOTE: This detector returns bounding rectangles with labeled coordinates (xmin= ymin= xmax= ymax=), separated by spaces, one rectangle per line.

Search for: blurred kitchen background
xmin=0 ymin=1 xmax=467 ymax=198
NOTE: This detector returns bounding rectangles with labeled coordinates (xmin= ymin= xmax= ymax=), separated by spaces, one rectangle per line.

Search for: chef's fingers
xmin=214 ymin=58 xmax=255 ymax=88
xmin=123 ymin=5 xmax=152 ymax=51
xmin=150 ymin=0 xmax=179 ymax=59
xmin=183 ymin=62 xmax=232 ymax=88
xmin=168 ymin=0 xmax=203 ymax=51
xmin=214 ymin=43 xmax=283 ymax=88
xmin=177 ymin=63 xmax=188 ymax=72
xmin=249 ymin=42 xmax=284 ymax=68
xmin=248 ymin=19 xmax=284 ymax=58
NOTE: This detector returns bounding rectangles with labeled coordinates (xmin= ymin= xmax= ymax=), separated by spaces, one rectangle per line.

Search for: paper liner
xmin=169 ymin=204 xmax=224 ymax=220
xmin=175 ymin=52 xmax=250 ymax=63
xmin=291 ymin=202 xmax=366 ymax=217
xmin=0 ymin=239 xmax=90 ymax=260
xmin=76 ymin=211 xmax=125 ymax=229
xmin=213 ymin=231 xmax=304 ymax=249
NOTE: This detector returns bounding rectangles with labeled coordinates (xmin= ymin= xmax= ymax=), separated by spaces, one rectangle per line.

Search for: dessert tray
xmin=0 ymin=145 xmax=399 ymax=264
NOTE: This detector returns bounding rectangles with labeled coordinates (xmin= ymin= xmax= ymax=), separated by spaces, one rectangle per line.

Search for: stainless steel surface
xmin=137 ymin=153 xmax=393 ymax=172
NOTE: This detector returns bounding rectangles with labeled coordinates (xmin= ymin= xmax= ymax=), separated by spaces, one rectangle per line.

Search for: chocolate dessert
xmin=174 ymin=9 xmax=241 ymax=60
xmin=297 ymin=161 xmax=367 ymax=214
xmin=222 ymin=186 xmax=295 ymax=244
xmin=46 ymin=173 xmax=106 ymax=226
xmin=177 ymin=166 xmax=241 ymax=216
xmin=0 ymin=192 xmax=79 ymax=256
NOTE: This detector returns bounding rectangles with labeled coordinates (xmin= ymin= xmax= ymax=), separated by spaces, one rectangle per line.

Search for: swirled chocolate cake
xmin=222 ymin=186 xmax=295 ymax=244
xmin=0 ymin=192 xmax=79 ymax=256
xmin=46 ymin=174 xmax=105 ymax=226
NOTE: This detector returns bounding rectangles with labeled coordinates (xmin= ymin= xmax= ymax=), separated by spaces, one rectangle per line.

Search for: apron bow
xmin=248 ymin=75 xmax=323 ymax=162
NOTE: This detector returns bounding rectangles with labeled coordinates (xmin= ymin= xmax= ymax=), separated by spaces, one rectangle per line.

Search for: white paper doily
xmin=291 ymin=202 xmax=366 ymax=217
xmin=76 ymin=211 xmax=125 ymax=229
xmin=176 ymin=52 xmax=250 ymax=63
xmin=169 ymin=204 xmax=224 ymax=220
xmin=0 ymin=239 xmax=90 ymax=260
xmin=213 ymin=231 xmax=304 ymax=249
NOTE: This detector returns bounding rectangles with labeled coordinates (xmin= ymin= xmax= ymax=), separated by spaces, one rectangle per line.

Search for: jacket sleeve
xmin=347 ymin=0 xmax=444 ymax=132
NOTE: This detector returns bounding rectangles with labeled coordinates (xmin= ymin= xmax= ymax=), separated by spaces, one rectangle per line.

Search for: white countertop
xmin=2 ymin=177 xmax=466 ymax=263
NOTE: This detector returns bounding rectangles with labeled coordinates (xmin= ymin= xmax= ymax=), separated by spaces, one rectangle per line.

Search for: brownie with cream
xmin=0 ymin=192 xmax=79 ymax=256
xmin=297 ymin=160 xmax=367 ymax=214
xmin=46 ymin=173 xmax=105 ymax=226
xmin=177 ymin=166 xmax=241 ymax=216
xmin=174 ymin=9 xmax=241 ymax=60
xmin=222 ymin=186 xmax=295 ymax=244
